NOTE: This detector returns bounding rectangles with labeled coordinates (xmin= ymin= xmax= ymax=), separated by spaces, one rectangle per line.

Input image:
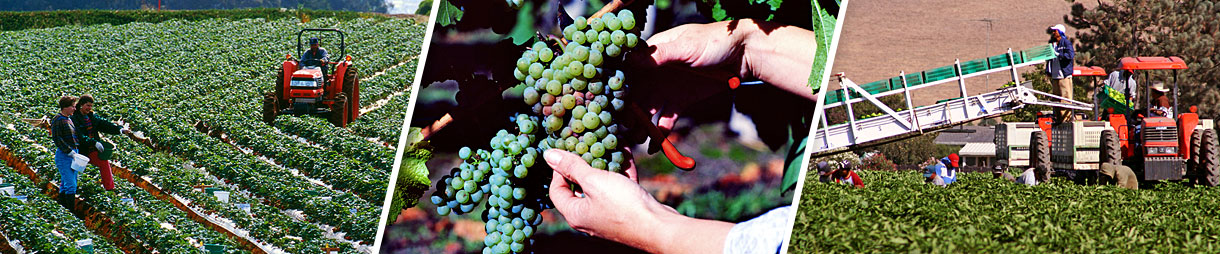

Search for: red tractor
xmin=1098 ymin=56 xmax=1218 ymax=185
xmin=263 ymin=28 xmax=360 ymax=127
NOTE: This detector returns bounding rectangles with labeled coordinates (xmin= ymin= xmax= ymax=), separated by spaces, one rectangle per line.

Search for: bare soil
xmin=829 ymin=0 xmax=1095 ymax=106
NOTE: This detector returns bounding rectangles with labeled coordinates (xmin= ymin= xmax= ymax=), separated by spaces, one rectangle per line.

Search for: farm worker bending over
xmin=71 ymin=94 xmax=133 ymax=191
xmin=1045 ymin=24 xmax=1076 ymax=123
xmin=822 ymin=161 xmax=865 ymax=188
xmin=940 ymin=154 xmax=960 ymax=184
xmin=301 ymin=37 xmax=330 ymax=69
xmin=51 ymin=96 xmax=83 ymax=210
xmin=1014 ymin=167 xmax=1038 ymax=186
xmin=924 ymin=164 xmax=946 ymax=186
xmin=543 ymin=18 xmax=820 ymax=254
xmin=1149 ymin=82 xmax=1172 ymax=117
xmin=1099 ymin=163 xmax=1138 ymax=190
xmin=815 ymin=161 xmax=833 ymax=183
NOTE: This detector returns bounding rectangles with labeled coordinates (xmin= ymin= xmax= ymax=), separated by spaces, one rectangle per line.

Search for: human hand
xmin=544 ymin=149 xmax=677 ymax=252
xmin=545 ymin=149 xmax=733 ymax=253
xmin=628 ymin=19 xmax=818 ymax=132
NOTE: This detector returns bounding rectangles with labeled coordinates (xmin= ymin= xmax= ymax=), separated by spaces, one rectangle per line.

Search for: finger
xmin=548 ymin=169 xmax=582 ymax=211
xmin=544 ymin=149 xmax=600 ymax=186
xmin=623 ymin=147 xmax=639 ymax=182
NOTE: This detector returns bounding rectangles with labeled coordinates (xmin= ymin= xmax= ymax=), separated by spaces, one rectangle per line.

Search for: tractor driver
xmin=301 ymin=37 xmax=330 ymax=72
xmin=1149 ymin=81 xmax=1172 ymax=117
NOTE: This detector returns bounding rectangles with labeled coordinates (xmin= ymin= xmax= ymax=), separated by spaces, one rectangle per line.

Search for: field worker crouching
xmin=822 ymin=161 xmax=864 ymax=188
xmin=1099 ymin=163 xmax=1138 ymax=190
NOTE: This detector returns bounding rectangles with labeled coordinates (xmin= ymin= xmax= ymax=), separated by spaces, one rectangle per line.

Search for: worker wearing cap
xmin=822 ymin=161 xmax=864 ymax=188
xmin=1149 ymin=81 xmax=1172 ymax=117
xmin=940 ymin=154 xmax=960 ymax=184
xmin=1045 ymin=24 xmax=1076 ymax=123
xmin=301 ymin=37 xmax=330 ymax=69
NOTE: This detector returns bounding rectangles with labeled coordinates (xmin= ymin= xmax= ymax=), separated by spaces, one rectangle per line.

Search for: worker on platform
xmin=822 ymin=161 xmax=864 ymax=188
xmin=1045 ymin=24 xmax=1076 ymax=123
xmin=301 ymin=37 xmax=330 ymax=72
xmin=1099 ymin=163 xmax=1138 ymax=190
xmin=1149 ymin=82 xmax=1172 ymax=117
xmin=71 ymin=94 xmax=132 ymax=191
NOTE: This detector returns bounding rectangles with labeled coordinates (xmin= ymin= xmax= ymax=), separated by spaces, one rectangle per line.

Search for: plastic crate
xmin=960 ymin=58 xmax=990 ymax=75
xmin=923 ymin=65 xmax=958 ymax=84
xmin=1097 ymin=85 xmax=1134 ymax=115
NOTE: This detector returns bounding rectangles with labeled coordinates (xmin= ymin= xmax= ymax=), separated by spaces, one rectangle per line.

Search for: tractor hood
xmin=292 ymin=68 xmax=324 ymax=79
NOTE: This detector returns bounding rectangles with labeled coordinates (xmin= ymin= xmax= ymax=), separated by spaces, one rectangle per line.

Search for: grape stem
xmin=419 ymin=113 xmax=454 ymax=141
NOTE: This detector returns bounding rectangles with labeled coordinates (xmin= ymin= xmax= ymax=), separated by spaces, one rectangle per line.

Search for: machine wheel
xmin=1201 ymin=129 xmax=1220 ymax=187
xmin=1100 ymin=130 xmax=1121 ymax=166
xmin=343 ymin=66 xmax=360 ymax=123
xmin=262 ymin=93 xmax=277 ymax=124
xmin=1188 ymin=130 xmax=1203 ymax=184
xmin=330 ymin=93 xmax=349 ymax=128
xmin=1031 ymin=131 xmax=1052 ymax=182
xmin=275 ymin=66 xmax=290 ymax=110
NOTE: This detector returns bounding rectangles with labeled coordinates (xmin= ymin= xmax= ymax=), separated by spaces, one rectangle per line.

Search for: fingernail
xmin=544 ymin=149 xmax=563 ymax=164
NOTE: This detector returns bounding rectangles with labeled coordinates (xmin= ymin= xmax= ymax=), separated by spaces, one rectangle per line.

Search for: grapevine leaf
xmin=807 ymin=0 xmax=837 ymax=91
xmin=436 ymin=0 xmax=464 ymax=27
xmin=507 ymin=2 xmax=536 ymax=45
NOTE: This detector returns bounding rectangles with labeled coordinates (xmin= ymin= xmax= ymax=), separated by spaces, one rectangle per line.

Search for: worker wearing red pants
xmin=71 ymin=94 xmax=131 ymax=191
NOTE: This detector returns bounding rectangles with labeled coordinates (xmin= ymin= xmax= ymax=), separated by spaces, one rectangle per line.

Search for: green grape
xmin=437 ymin=206 xmax=451 ymax=216
xmin=572 ymin=105 xmax=588 ymax=119
xmin=532 ymin=41 xmax=547 ymax=50
xmin=517 ymin=58 xmax=530 ymax=72
xmin=582 ymin=112 xmax=602 ymax=129
xmin=591 ymin=158 xmax=608 ymax=170
xmin=561 ymin=94 xmax=577 ymax=109
xmin=598 ymin=30 xmax=612 ymax=45
xmin=574 ymin=46 xmax=589 ymax=62
xmin=611 ymin=151 xmax=625 ymax=164
xmin=528 ymin=62 xmax=544 ymax=79
xmin=574 ymin=16 xmax=588 ymax=29
xmin=567 ymin=61 xmax=583 ymax=77
xmin=591 ymin=41 xmax=605 ymax=53
xmin=571 ymin=31 xmax=586 ymax=44
xmin=606 ymin=44 xmax=621 ymax=57
xmin=571 ymin=77 xmax=588 ymax=91
xmin=459 ymin=147 xmax=473 ymax=160
xmin=591 ymin=142 xmax=606 ymax=157
xmin=523 ymin=87 xmax=540 ymax=105
xmin=539 ymin=47 xmax=554 ymax=62
xmin=619 ymin=9 xmax=636 ymax=30
xmin=611 ymin=30 xmax=626 ymax=46
xmin=563 ymin=24 xmax=577 ymax=40
xmin=608 ymin=76 xmax=623 ymax=90
xmin=521 ymin=153 xmax=536 ymax=167
xmin=587 ymin=101 xmax=603 ymax=114
xmin=583 ymin=64 xmax=597 ymax=79
xmin=550 ymin=103 xmax=565 ymax=117
xmin=625 ymin=33 xmax=639 ymax=48
xmin=546 ymin=80 xmax=563 ymax=96
xmin=588 ymin=49 xmax=604 ymax=66
xmin=585 ymin=30 xmax=598 ymax=44
xmin=575 ymin=142 xmax=589 ymax=154
xmin=604 ymin=13 xmax=621 ymax=30
xmin=514 ymin=165 xmax=528 ymax=178
xmin=608 ymin=162 xmax=622 ymax=173
xmin=545 ymin=115 xmax=563 ymax=132
xmin=603 ymin=134 xmax=618 ymax=150
xmin=599 ymin=111 xmax=613 ymax=126
xmin=590 ymin=17 xmax=604 ymax=31
xmin=611 ymin=98 xmax=625 ymax=111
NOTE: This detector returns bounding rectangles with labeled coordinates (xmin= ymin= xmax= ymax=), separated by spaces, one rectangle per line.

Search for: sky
xmin=387 ymin=0 xmax=427 ymax=14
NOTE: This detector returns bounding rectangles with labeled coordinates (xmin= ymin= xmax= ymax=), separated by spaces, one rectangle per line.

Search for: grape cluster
xmin=517 ymin=10 xmax=638 ymax=176
xmin=431 ymin=10 xmax=643 ymax=254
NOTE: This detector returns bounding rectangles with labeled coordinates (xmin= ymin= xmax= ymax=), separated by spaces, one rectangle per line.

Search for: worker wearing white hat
xmin=1150 ymin=81 xmax=1172 ymax=117
xmin=1046 ymin=24 xmax=1076 ymax=123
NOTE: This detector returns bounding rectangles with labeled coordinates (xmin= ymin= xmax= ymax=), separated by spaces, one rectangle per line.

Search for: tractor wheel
xmin=262 ymin=93 xmax=277 ymax=124
xmin=1188 ymin=130 xmax=1203 ymax=184
xmin=1100 ymin=130 xmax=1121 ymax=166
xmin=1032 ymin=131 xmax=1052 ymax=182
xmin=275 ymin=66 xmax=290 ymax=110
xmin=343 ymin=66 xmax=360 ymax=122
xmin=330 ymin=93 xmax=348 ymax=128
xmin=1200 ymin=129 xmax=1219 ymax=187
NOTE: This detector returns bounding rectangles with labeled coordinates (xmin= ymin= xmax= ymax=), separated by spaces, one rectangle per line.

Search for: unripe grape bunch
xmin=430 ymin=9 xmax=643 ymax=254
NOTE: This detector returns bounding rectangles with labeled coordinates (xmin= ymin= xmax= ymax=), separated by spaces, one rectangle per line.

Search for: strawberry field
xmin=789 ymin=170 xmax=1220 ymax=253
xmin=0 ymin=14 xmax=423 ymax=253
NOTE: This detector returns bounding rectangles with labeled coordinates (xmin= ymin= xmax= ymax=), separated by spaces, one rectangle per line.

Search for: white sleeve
xmin=724 ymin=206 xmax=793 ymax=254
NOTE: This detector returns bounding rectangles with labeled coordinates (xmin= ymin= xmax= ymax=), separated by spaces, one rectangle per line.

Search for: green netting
xmin=935 ymin=97 xmax=964 ymax=104
xmin=1097 ymin=85 xmax=1134 ymax=115
xmin=905 ymin=73 xmax=925 ymax=86
xmin=923 ymin=65 xmax=957 ymax=83
xmin=860 ymin=80 xmax=889 ymax=94
xmin=889 ymin=76 xmax=905 ymax=90
xmin=961 ymin=58 xmax=990 ymax=75
xmin=1021 ymin=44 xmax=1055 ymax=63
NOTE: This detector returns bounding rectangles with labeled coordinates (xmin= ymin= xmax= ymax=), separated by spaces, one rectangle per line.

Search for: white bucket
xmin=236 ymin=203 xmax=251 ymax=214
xmin=71 ymin=154 xmax=90 ymax=172
xmin=76 ymin=239 xmax=93 ymax=253
xmin=120 ymin=198 xmax=134 ymax=206
xmin=213 ymin=191 xmax=230 ymax=203
xmin=13 ymin=196 xmax=27 ymax=203
xmin=0 ymin=186 xmax=13 ymax=196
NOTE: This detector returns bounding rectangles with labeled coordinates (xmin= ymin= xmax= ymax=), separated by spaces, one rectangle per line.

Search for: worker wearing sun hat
xmin=1149 ymin=81 xmax=1172 ymax=117
xmin=1045 ymin=24 xmax=1076 ymax=123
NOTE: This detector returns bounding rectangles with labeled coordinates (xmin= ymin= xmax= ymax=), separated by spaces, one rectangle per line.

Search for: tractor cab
xmin=263 ymin=28 xmax=361 ymax=127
